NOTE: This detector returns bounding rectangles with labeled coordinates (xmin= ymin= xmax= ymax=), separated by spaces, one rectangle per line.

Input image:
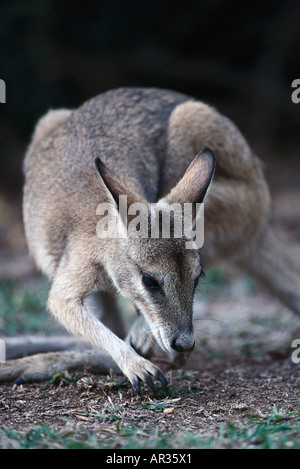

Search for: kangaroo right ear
xmin=163 ymin=147 xmax=216 ymax=205
xmin=95 ymin=157 xmax=141 ymax=208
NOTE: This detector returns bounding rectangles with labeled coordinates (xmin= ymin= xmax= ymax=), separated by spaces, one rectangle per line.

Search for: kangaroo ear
xmin=163 ymin=148 xmax=215 ymax=204
xmin=95 ymin=157 xmax=141 ymax=208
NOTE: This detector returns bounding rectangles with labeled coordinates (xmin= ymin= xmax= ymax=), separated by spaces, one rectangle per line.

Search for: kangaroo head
xmin=95 ymin=148 xmax=215 ymax=353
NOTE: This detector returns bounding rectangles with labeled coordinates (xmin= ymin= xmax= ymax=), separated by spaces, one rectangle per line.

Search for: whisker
xmin=193 ymin=316 xmax=226 ymax=340
xmin=193 ymin=327 xmax=213 ymax=339
xmin=193 ymin=317 xmax=225 ymax=324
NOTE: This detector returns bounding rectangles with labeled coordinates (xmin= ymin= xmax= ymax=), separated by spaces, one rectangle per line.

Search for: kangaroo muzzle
xmin=171 ymin=331 xmax=195 ymax=353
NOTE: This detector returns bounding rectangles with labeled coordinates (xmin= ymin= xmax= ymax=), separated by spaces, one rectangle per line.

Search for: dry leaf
xmin=163 ymin=407 xmax=175 ymax=414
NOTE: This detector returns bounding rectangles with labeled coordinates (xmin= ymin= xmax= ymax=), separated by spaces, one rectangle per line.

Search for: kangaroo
xmin=17 ymin=87 xmax=300 ymax=393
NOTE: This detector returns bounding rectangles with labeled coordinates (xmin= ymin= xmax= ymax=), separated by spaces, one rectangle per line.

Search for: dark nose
xmin=171 ymin=336 xmax=195 ymax=353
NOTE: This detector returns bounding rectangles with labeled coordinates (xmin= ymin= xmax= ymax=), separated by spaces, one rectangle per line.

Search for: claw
xmin=155 ymin=369 xmax=169 ymax=394
xmin=133 ymin=369 xmax=168 ymax=396
xmin=126 ymin=354 xmax=168 ymax=396
xmin=133 ymin=377 xmax=141 ymax=396
xmin=144 ymin=374 xmax=157 ymax=397
xmin=11 ymin=376 xmax=24 ymax=386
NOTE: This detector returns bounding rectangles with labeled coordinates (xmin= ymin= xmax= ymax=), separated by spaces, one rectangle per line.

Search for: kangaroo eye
xmin=142 ymin=275 xmax=161 ymax=290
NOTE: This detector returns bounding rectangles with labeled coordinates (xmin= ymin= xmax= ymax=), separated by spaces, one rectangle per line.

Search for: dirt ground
xmin=1 ymin=285 xmax=300 ymax=446
xmin=0 ymin=154 xmax=300 ymax=448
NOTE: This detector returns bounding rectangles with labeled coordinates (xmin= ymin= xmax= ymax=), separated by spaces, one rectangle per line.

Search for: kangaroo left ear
xmin=95 ymin=157 xmax=142 ymax=208
xmin=162 ymin=147 xmax=216 ymax=204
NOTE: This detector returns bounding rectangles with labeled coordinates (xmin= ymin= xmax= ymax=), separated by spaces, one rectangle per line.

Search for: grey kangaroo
xmin=18 ymin=87 xmax=300 ymax=393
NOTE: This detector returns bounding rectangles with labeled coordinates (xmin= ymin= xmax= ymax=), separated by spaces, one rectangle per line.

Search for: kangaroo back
xmin=23 ymin=88 xmax=190 ymax=276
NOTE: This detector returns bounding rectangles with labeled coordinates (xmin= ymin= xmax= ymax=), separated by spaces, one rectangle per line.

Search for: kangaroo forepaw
xmin=123 ymin=354 xmax=168 ymax=396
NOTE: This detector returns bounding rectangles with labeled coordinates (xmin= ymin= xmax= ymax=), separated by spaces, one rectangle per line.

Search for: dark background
xmin=1 ymin=0 xmax=299 ymax=199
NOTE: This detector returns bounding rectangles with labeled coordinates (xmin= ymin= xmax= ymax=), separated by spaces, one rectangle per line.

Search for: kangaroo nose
xmin=171 ymin=335 xmax=195 ymax=353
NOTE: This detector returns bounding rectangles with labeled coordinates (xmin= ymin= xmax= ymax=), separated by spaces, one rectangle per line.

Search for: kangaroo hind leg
xmin=237 ymin=227 xmax=300 ymax=315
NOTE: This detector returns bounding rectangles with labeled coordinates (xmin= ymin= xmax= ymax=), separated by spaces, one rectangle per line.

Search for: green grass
xmin=0 ymin=277 xmax=60 ymax=335
xmin=42 ymin=370 xmax=80 ymax=387
xmin=218 ymin=406 xmax=300 ymax=449
xmin=1 ymin=406 xmax=300 ymax=449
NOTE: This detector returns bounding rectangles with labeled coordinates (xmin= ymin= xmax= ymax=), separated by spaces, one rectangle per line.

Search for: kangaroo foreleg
xmin=47 ymin=255 xmax=168 ymax=394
